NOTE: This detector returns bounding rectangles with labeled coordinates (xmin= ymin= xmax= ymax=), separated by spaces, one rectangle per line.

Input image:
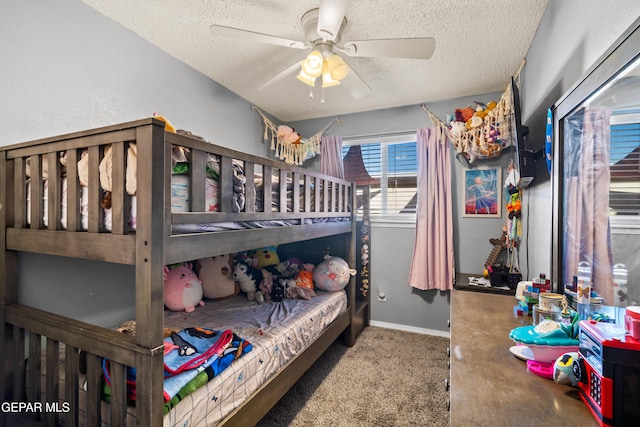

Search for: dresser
xmin=449 ymin=287 xmax=599 ymax=426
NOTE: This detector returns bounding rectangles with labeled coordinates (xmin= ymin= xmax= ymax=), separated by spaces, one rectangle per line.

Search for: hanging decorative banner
xmin=253 ymin=106 xmax=338 ymax=165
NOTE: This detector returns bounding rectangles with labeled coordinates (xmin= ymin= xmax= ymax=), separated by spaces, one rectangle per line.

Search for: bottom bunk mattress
xmin=38 ymin=291 xmax=347 ymax=426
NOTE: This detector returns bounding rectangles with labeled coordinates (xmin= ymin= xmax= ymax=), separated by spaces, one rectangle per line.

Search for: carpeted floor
xmin=256 ymin=326 xmax=451 ymax=427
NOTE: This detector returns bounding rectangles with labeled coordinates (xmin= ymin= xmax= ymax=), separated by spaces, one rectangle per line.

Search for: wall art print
xmin=463 ymin=167 xmax=501 ymax=218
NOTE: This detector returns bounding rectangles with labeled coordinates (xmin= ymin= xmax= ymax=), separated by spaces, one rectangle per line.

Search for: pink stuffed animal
xmin=164 ymin=263 xmax=205 ymax=312
xmin=276 ymin=125 xmax=301 ymax=144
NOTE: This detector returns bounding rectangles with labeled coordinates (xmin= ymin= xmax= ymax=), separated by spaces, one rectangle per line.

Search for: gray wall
xmin=0 ymin=0 xmax=267 ymax=152
xmin=519 ymin=1 xmax=640 ymax=282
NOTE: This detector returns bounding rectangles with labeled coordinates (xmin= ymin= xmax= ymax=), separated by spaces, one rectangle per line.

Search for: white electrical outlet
xmin=377 ymin=287 xmax=387 ymax=302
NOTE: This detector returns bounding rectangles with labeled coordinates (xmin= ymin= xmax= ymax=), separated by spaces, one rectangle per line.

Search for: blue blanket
xmin=102 ymin=328 xmax=252 ymax=404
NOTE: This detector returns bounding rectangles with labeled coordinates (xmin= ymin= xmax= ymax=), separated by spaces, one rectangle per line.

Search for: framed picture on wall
xmin=463 ymin=167 xmax=501 ymax=217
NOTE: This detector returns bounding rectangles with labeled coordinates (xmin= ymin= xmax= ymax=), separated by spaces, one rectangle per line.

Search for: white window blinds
xmin=610 ymin=120 xmax=640 ymax=216
xmin=342 ymin=134 xmax=418 ymax=216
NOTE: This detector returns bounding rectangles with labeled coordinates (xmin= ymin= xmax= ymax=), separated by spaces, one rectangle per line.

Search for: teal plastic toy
xmin=509 ymin=324 xmax=579 ymax=347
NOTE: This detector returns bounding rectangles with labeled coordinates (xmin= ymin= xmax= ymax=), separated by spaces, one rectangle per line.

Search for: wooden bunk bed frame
xmin=0 ymin=118 xmax=369 ymax=426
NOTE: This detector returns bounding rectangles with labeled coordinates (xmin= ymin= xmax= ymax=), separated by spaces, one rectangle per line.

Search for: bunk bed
xmin=0 ymin=117 xmax=370 ymax=426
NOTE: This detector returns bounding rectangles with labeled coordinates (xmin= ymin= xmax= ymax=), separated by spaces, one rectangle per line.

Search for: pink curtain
xmin=408 ymin=127 xmax=454 ymax=291
xmin=563 ymin=108 xmax=614 ymax=303
xmin=320 ymin=135 xmax=345 ymax=179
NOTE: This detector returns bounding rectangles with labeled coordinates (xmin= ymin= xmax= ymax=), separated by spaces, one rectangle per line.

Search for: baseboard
xmin=370 ymin=320 xmax=451 ymax=339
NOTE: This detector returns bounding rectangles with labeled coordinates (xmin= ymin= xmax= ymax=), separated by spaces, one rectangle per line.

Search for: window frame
xmin=343 ymin=132 xmax=418 ymax=222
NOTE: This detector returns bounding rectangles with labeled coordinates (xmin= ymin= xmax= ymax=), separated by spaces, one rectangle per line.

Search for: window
xmin=342 ymin=134 xmax=418 ymax=217
xmin=609 ymin=119 xmax=640 ymax=218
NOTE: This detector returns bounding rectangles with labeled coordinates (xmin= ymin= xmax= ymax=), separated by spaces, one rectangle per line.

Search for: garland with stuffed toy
xmin=253 ymin=106 xmax=338 ymax=165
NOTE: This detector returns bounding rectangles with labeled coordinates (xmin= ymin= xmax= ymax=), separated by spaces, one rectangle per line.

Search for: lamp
xmin=297 ymin=50 xmax=351 ymax=95
xmin=297 ymin=50 xmax=324 ymax=87
xmin=326 ymin=54 xmax=349 ymax=81
xmin=321 ymin=60 xmax=341 ymax=87
xmin=297 ymin=68 xmax=317 ymax=87
xmin=302 ymin=51 xmax=323 ymax=78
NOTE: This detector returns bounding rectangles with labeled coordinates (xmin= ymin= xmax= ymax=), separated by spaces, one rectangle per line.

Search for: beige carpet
xmin=256 ymin=326 xmax=451 ymax=427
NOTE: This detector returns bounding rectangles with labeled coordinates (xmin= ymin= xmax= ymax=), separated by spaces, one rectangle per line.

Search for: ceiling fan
xmin=209 ymin=0 xmax=435 ymax=101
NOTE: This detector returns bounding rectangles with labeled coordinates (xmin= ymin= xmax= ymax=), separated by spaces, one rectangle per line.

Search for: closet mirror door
xmin=554 ymin=20 xmax=640 ymax=309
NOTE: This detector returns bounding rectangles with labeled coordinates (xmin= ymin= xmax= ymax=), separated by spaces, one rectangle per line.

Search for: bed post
xmin=132 ymin=120 xmax=166 ymax=426
xmin=0 ymin=149 xmax=19 ymax=405
xmin=344 ymin=184 xmax=371 ymax=346
xmin=344 ymin=183 xmax=358 ymax=346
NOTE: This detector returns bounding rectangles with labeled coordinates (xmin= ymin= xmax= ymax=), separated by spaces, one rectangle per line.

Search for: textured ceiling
xmin=81 ymin=0 xmax=548 ymax=122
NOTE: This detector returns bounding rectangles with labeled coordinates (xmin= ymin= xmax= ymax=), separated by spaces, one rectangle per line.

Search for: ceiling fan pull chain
xmin=309 ymin=86 xmax=314 ymax=98
xmin=321 ymin=86 xmax=326 ymax=104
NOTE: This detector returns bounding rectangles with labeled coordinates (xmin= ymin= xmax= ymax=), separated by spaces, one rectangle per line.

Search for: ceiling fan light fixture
xmin=296 ymin=68 xmax=316 ymax=87
xmin=301 ymin=50 xmax=324 ymax=78
xmin=321 ymin=60 xmax=341 ymax=88
xmin=326 ymin=54 xmax=350 ymax=81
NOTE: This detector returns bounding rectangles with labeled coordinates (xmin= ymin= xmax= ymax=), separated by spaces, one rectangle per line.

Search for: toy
xmin=295 ymin=270 xmax=314 ymax=290
xmin=163 ymin=263 xmax=205 ymax=313
xmin=284 ymin=277 xmax=315 ymax=300
xmin=455 ymin=107 xmax=475 ymax=123
xmin=232 ymin=256 xmax=265 ymax=303
xmin=313 ymin=255 xmax=356 ymax=292
xmin=153 ymin=112 xmax=176 ymax=133
xmin=252 ymin=246 xmax=280 ymax=269
xmin=276 ymin=256 xmax=303 ymax=278
xmin=276 ymin=125 xmax=301 ymax=145
xmin=196 ymin=254 xmax=240 ymax=300
xmin=553 ymin=352 xmax=580 ymax=386
xmin=271 ymin=277 xmax=286 ymax=302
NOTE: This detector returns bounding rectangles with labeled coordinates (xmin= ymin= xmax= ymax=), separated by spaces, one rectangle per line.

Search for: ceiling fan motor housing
xmin=301 ymin=8 xmax=347 ymax=44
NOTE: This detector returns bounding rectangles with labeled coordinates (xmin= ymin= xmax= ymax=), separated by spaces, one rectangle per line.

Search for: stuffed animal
xmin=455 ymin=107 xmax=475 ymax=123
xmin=164 ymin=263 xmax=205 ymax=312
xmin=295 ymin=270 xmax=314 ymax=290
xmin=285 ymin=277 xmax=315 ymax=300
xmin=196 ymin=254 xmax=240 ymax=300
xmin=313 ymin=255 xmax=356 ymax=292
xmin=276 ymin=256 xmax=303 ymax=278
xmin=276 ymin=125 xmax=301 ymax=145
xmin=252 ymin=246 xmax=280 ymax=269
xmin=271 ymin=277 xmax=287 ymax=302
xmin=153 ymin=112 xmax=176 ymax=133
xmin=232 ymin=256 xmax=265 ymax=303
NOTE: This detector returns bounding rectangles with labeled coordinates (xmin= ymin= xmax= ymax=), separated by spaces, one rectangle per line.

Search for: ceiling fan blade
xmin=210 ymin=24 xmax=308 ymax=49
xmin=317 ymin=0 xmax=348 ymax=41
xmin=340 ymin=66 xmax=372 ymax=99
xmin=339 ymin=37 xmax=436 ymax=59
xmin=256 ymin=61 xmax=303 ymax=91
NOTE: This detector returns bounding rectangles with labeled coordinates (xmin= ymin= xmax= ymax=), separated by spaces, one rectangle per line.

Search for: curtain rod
xmin=342 ymin=129 xmax=418 ymax=141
